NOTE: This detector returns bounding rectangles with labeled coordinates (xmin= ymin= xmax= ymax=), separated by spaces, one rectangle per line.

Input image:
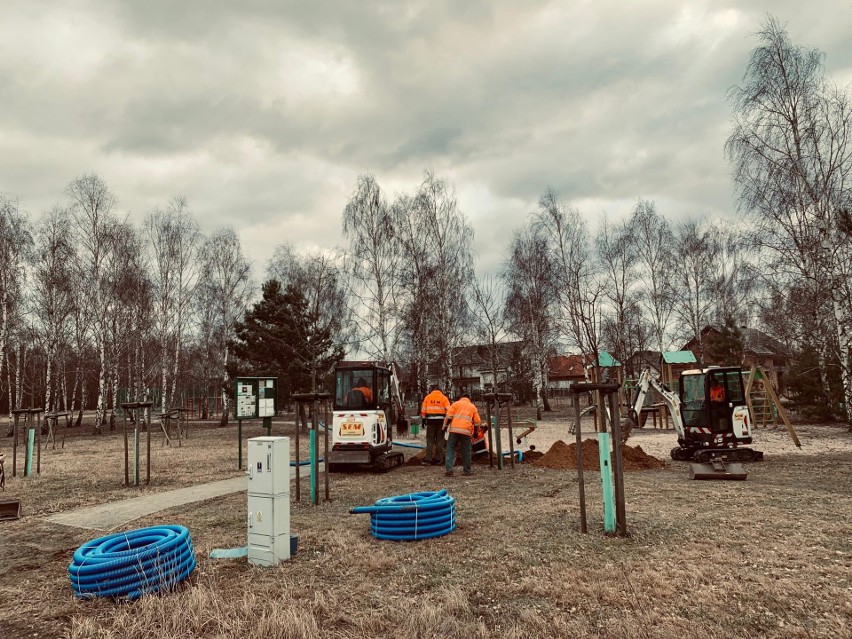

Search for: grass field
xmin=1 ymin=413 xmax=850 ymax=638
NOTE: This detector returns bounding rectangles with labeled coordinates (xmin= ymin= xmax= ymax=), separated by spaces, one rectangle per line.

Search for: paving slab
xmin=46 ymin=462 xmax=323 ymax=531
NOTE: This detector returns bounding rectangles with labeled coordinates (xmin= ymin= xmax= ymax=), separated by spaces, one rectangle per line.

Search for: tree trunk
xmin=44 ymin=344 xmax=54 ymax=414
xmin=832 ymin=296 xmax=852 ymax=426
xmin=15 ymin=342 xmax=23 ymax=410
xmin=94 ymin=338 xmax=106 ymax=434
xmin=219 ymin=343 xmax=230 ymax=427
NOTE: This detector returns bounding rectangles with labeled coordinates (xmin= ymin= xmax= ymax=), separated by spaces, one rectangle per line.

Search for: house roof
xmin=549 ymin=354 xmax=586 ymax=378
xmin=662 ymin=350 xmax=697 ymax=365
xmin=597 ymin=351 xmax=620 ymax=368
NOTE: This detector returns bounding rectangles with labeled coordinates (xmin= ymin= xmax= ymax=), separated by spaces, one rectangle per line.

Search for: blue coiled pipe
xmin=68 ymin=525 xmax=196 ymax=600
xmin=350 ymin=490 xmax=456 ymax=541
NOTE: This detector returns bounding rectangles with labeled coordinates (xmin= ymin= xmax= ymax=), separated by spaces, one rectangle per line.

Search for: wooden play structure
xmin=745 ymin=365 xmax=800 ymax=446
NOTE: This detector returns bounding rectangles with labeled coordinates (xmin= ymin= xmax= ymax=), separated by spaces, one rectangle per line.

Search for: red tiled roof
xmin=549 ymin=354 xmax=586 ymax=378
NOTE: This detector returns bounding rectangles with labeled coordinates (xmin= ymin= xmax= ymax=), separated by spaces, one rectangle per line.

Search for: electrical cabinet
xmin=247 ymin=436 xmax=291 ymax=567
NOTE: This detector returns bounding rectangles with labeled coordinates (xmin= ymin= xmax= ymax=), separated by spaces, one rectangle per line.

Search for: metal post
xmin=263 ymin=416 xmax=272 ymax=436
xmin=608 ymin=391 xmax=627 ymax=536
xmin=485 ymin=401 xmax=494 ymax=468
xmin=574 ymin=393 xmax=587 ymax=533
xmin=238 ymin=419 xmax=243 ymax=470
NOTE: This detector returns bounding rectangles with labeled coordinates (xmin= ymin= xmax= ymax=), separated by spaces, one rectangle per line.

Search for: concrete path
xmin=46 ymin=463 xmax=323 ymax=531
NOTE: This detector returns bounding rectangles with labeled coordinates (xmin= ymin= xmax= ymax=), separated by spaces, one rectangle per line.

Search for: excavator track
xmin=375 ymin=451 xmax=405 ymax=473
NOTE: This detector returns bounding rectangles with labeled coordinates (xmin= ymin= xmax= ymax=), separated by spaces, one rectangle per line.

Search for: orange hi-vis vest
xmin=710 ymin=384 xmax=724 ymax=402
xmin=445 ymin=398 xmax=481 ymax=437
xmin=421 ymin=390 xmax=451 ymax=419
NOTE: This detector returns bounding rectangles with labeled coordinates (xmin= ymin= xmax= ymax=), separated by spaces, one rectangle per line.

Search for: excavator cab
xmin=676 ymin=367 xmax=756 ymax=462
xmin=329 ymin=361 xmax=406 ymax=472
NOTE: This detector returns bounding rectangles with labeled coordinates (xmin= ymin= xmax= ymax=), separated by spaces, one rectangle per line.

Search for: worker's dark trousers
xmin=445 ymin=432 xmax=472 ymax=473
xmin=424 ymin=418 xmax=445 ymax=463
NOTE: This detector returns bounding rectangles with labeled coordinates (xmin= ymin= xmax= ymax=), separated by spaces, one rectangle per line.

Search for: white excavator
xmin=624 ymin=367 xmax=762 ymax=463
xmin=327 ymin=361 xmax=408 ymax=472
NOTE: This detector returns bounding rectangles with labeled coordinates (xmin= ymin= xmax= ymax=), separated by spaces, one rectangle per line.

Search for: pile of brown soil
xmin=533 ymin=439 xmax=665 ymax=471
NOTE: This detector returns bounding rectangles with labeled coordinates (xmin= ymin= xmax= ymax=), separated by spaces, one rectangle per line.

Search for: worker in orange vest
xmin=442 ymin=394 xmax=482 ymax=477
xmin=709 ymin=379 xmax=725 ymax=402
xmin=420 ymin=386 xmax=451 ymax=466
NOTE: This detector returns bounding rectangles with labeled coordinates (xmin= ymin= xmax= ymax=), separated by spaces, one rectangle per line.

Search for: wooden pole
xmin=507 ymin=401 xmax=515 ymax=469
xmin=238 ymin=419 xmax=243 ymax=470
xmin=123 ymin=409 xmax=129 ymax=486
xmin=36 ymin=411 xmax=42 ymax=475
xmin=146 ymin=409 xmax=151 ymax=485
xmin=323 ymin=400 xmax=330 ymax=502
xmin=12 ymin=413 xmax=17 ymax=477
xmin=311 ymin=399 xmax=319 ymax=506
xmin=608 ymin=390 xmax=627 ymax=536
xmin=295 ymin=403 xmax=303 ymax=502
xmin=485 ymin=400 xmax=493 ymax=468
xmin=574 ymin=393 xmax=587 ymax=533
xmin=494 ymin=398 xmax=504 ymax=470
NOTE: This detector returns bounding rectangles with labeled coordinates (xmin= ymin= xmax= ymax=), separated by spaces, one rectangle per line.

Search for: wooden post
xmin=507 ymin=401 xmax=515 ymax=469
xmin=238 ymin=419 xmax=243 ymax=470
xmin=295 ymin=404 xmax=303 ymax=502
xmin=494 ymin=397 xmax=504 ymax=470
xmin=311 ymin=399 xmax=319 ymax=506
xmin=485 ymin=400 xmax=494 ymax=468
xmin=123 ymin=407 xmax=129 ymax=486
xmin=573 ymin=393 xmax=587 ymax=533
xmin=134 ymin=425 xmax=140 ymax=486
xmin=35 ymin=410 xmax=42 ymax=475
xmin=323 ymin=400 xmax=330 ymax=501
xmin=12 ymin=412 xmax=18 ymax=478
xmin=146 ymin=408 xmax=151 ymax=485
xmin=608 ymin=390 xmax=627 ymax=536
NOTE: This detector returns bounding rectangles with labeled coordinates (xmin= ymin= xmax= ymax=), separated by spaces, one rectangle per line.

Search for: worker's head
xmin=710 ymin=379 xmax=721 ymax=386
xmin=430 ymin=385 xmax=440 ymax=393
xmin=356 ymin=377 xmax=367 ymax=387
xmin=459 ymin=393 xmax=470 ymax=401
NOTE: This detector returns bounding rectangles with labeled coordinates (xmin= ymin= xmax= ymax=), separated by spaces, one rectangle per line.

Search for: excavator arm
xmin=627 ymin=370 xmax=686 ymax=439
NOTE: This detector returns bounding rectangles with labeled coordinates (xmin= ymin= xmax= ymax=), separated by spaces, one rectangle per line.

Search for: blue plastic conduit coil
xmin=350 ymin=489 xmax=456 ymax=541
xmin=68 ymin=525 xmax=196 ymax=600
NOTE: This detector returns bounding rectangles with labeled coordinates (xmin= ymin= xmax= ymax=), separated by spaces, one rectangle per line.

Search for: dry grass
xmin=1 ymin=416 xmax=851 ymax=638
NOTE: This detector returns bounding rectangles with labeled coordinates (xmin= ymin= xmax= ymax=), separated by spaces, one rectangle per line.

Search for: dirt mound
xmin=533 ymin=439 xmax=665 ymax=471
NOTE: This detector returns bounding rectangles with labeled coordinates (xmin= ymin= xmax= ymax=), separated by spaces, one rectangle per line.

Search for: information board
xmin=234 ymin=377 xmax=278 ymax=420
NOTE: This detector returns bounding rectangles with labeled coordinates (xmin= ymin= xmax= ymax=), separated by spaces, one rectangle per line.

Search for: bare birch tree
xmin=629 ymin=199 xmax=675 ymax=352
xmin=342 ymin=175 xmax=401 ymax=361
xmin=67 ymin=174 xmax=117 ymax=433
xmin=0 ymin=194 xmax=32 ymax=432
xmin=199 ymin=228 xmax=252 ymax=426
xmin=31 ymin=207 xmax=75 ymax=414
xmin=726 ymin=16 xmax=852 ymax=423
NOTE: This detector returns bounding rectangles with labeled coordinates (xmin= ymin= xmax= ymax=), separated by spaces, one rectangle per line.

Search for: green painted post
xmin=598 ymin=432 xmax=616 ymax=533
xmin=238 ymin=420 xmax=243 ymax=470
xmin=134 ymin=427 xmax=140 ymax=486
xmin=25 ymin=428 xmax=35 ymax=477
xmin=310 ymin=429 xmax=317 ymax=505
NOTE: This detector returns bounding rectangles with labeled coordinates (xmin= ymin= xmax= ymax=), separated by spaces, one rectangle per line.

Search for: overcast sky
xmin=2 ymin=1 xmax=851 ymax=279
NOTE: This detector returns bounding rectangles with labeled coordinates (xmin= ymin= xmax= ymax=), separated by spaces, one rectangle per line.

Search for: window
xmin=681 ymin=373 xmax=706 ymax=427
xmin=335 ymin=369 xmax=375 ymax=410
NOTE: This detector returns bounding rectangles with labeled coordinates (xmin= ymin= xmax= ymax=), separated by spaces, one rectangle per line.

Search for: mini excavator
xmin=328 ymin=361 xmax=408 ymax=472
xmin=624 ymin=367 xmax=765 ymax=463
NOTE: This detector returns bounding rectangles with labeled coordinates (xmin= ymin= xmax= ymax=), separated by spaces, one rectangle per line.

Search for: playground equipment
xmin=745 ymin=365 xmax=800 ymax=446
xmin=328 ymin=361 xmax=407 ymax=472
xmin=626 ymin=367 xmax=780 ymax=463
xmin=68 ymin=525 xmax=196 ymax=599
xmin=350 ymin=490 xmax=456 ymax=541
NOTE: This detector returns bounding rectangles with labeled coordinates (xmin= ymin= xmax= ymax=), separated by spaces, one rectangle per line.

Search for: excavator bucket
xmin=0 ymin=498 xmax=21 ymax=521
xmin=689 ymin=460 xmax=747 ymax=481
